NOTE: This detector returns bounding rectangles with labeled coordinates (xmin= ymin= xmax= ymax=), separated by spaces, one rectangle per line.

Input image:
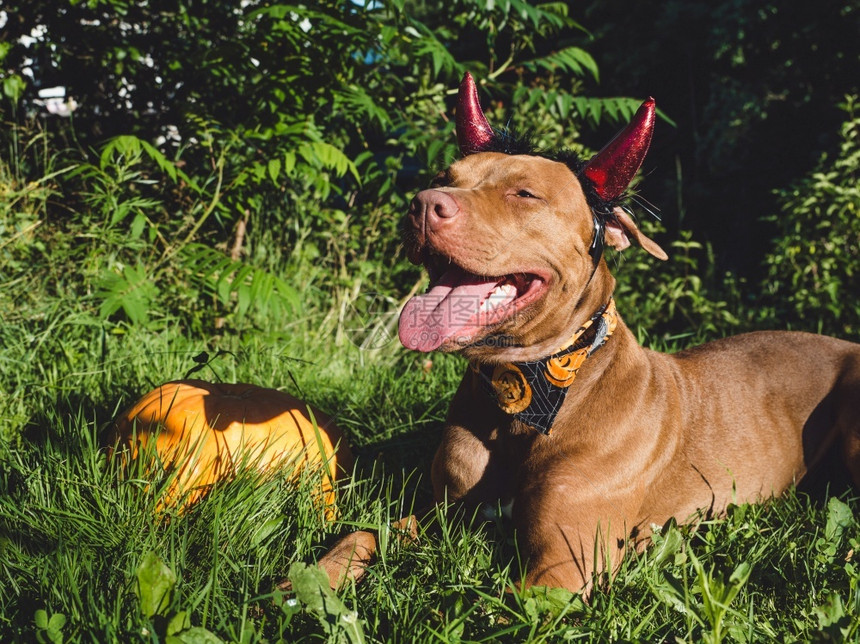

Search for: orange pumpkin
xmin=110 ymin=380 xmax=353 ymax=512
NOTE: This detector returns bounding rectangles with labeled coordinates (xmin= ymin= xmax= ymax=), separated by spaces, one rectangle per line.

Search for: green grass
xmin=1 ymin=297 xmax=859 ymax=642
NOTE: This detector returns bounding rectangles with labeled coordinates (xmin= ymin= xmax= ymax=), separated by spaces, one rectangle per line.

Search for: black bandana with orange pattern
xmin=475 ymin=298 xmax=617 ymax=434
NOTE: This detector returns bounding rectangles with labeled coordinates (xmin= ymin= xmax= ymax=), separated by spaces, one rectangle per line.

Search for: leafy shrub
xmin=613 ymin=97 xmax=860 ymax=346
xmin=611 ymin=220 xmax=744 ymax=348
xmin=760 ymin=97 xmax=860 ymax=338
xmin=1 ymin=0 xmax=644 ymax=330
xmin=582 ymin=0 xmax=860 ymax=280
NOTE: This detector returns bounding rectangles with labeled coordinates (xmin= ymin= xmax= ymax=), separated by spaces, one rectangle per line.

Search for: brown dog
xmin=317 ymin=73 xmax=860 ymax=594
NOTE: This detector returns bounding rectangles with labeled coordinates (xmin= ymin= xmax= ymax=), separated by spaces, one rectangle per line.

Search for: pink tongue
xmin=399 ymin=267 xmax=507 ymax=352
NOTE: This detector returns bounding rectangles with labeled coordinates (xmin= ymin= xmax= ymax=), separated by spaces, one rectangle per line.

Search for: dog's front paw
xmin=315 ymin=531 xmax=378 ymax=590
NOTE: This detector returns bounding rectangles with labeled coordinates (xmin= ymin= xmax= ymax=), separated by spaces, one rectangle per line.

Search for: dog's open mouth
xmin=398 ymin=259 xmax=547 ymax=352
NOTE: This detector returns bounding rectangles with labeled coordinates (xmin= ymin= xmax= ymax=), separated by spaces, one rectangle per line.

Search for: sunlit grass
xmin=2 ymin=298 xmax=858 ymax=641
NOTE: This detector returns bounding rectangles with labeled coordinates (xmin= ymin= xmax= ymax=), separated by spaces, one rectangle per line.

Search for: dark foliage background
xmin=583 ymin=0 xmax=859 ymax=276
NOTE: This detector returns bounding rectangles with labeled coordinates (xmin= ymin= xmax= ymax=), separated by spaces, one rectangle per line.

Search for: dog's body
xmin=435 ymin=318 xmax=859 ymax=591
xmin=316 ymin=75 xmax=860 ymax=594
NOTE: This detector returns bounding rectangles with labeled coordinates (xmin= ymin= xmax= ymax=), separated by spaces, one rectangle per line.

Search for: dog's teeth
xmin=481 ymin=283 xmax=517 ymax=313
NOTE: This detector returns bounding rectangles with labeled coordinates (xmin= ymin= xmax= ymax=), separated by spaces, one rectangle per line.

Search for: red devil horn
xmin=583 ymin=98 xmax=656 ymax=200
xmin=456 ymin=72 xmax=494 ymax=155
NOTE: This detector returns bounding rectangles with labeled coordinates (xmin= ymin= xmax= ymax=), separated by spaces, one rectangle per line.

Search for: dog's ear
xmin=604 ymin=207 xmax=668 ymax=260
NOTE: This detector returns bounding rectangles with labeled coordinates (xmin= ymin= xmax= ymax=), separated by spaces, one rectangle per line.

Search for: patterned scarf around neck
xmin=475 ymin=297 xmax=617 ymax=435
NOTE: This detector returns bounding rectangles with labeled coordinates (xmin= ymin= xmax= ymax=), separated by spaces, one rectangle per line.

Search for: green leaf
xmin=651 ymin=523 xmax=684 ymax=566
xmin=522 ymin=46 xmax=599 ymax=81
xmin=284 ymin=151 xmax=296 ymax=174
xmin=140 ymin=140 xmax=178 ymax=182
xmin=47 ymin=613 xmax=67 ymax=632
xmin=520 ymin=585 xmax=582 ymax=619
xmin=97 ymin=135 xmax=198 ymax=189
xmin=814 ymin=591 xmax=848 ymax=631
xmin=825 ymin=497 xmax=854 ymax=542
xmin=288 ymin=562 xmax=366 ymax=644
xmin=267 ymin=158 xmax=281 ymax=183
xmin=181 ymin=244 xmax=300 ymax=320
xmin=100 ymin=134 xmax=140 ymax=169
xmin=130 ymin=212 xmax=147 ymax=239
xmin=96 ymin=262 xmax=159 ymax=325
xmin=252 ymin=518 xmax=283 ymax=546
xmin=289 ymin=562 xmax=335 ymax=617
xmin=165 ymin=627 xmax=224 ymax=644
xmin=2 ymin=74 xmax=27 ymax=103
xmin=136 ymin=551 xmax=177 ymax=618
xmin=724 ymin=561 xmax=752 ymax=605
xmin=297 ymin=142 xmax=360 ymax=181
xmin=167 ymin=611 xmax=192 ymax=636
xmin=34 ymin=610 xmax=49 ymax=629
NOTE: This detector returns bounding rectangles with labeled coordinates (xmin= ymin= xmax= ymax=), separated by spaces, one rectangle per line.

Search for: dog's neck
xmin=473 ymin=297 xmax=617 ymax=435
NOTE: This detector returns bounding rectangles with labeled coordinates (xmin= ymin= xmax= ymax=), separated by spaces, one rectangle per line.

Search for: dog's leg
xmin=312 ymin=530 xmax=378 ymax=590
xmin=431 ymin=372 xmax=516 ymax=508
xmin=513 ymin=476 xmax=638 ymax=595
xmin=518 ymin=517 xmax=631 ymax=595
xmin=277 ymin=514 xmax=420 ymax=592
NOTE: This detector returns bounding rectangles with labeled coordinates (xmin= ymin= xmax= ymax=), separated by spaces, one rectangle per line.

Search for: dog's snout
xmin=411 ymin=189 xmax=460 ymax=223
xmin=405 ymin=189 xmax=462 ymax=264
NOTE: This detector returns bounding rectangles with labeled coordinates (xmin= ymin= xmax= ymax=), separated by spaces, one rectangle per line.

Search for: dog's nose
xmin=410 ymin=189 xmax=460 ymax=224
xmin=405 ymin=189 xmax=461 ymax=264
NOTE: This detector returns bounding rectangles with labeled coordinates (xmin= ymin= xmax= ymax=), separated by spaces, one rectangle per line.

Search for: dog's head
xmin=399 ymin=73 xmax=667 ymax=363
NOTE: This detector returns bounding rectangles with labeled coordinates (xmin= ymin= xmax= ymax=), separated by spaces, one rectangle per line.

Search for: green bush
xmin=612 ymin=99 xmax=860 ymax=346
xmin=760 ymin=97 xmax=860 ymax=338
xmin=1 ymin=0 xmax=639 ymax=324
xmin=611 ymin=222 xmax=745 ymax=348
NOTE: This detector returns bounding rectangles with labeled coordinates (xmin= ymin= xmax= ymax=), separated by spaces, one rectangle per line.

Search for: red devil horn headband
xmin=582 ymin=98 xmax=656 ymax=201
xmin=456 ymin=72 xmax=494 ymax=154
xmin=456 ymin=73 xmax=656 ymax=201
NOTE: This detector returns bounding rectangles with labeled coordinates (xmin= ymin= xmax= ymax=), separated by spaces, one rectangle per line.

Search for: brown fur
xmin=315 ymin=152 xmax=860 ymax=593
